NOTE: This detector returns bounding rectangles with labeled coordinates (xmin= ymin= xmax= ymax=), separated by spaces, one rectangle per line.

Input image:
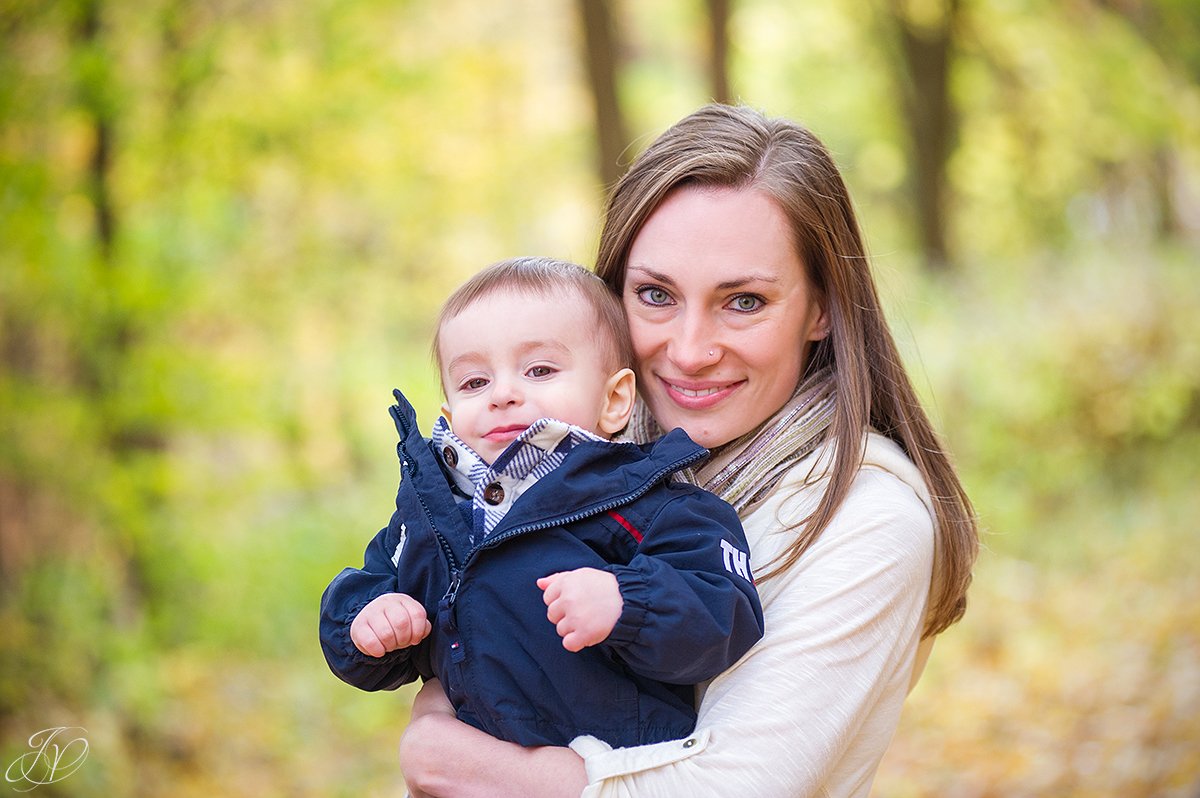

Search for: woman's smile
xmin=660 ymin=378 xmax=743 ymax=408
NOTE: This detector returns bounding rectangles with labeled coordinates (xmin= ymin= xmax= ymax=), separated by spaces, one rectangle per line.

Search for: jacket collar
xmin=389 ymin=389 xmax=711 ymax=540
xmin=432 ymin=416 xmax=613 ymax=537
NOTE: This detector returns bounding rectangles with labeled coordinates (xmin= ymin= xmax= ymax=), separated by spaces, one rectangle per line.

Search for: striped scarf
xmin=625 ymin=367 xmax=836 ymax=518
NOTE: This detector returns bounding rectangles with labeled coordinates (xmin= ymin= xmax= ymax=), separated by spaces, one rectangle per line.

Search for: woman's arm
xmin=400 ymin=680 xmax=587 ymax=798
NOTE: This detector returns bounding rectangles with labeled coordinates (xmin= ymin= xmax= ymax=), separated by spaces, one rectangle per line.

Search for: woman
xmin=398 ymin=104 xmax=978 ymax=797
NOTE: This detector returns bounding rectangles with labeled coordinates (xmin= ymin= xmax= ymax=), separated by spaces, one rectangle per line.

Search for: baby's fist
xmin=537 ymin=568 xmax=622 ymax=652
xmin=350 ymin=593 xmax=431 ymax=658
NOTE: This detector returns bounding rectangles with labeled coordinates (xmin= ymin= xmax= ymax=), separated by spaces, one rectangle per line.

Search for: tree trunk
xmin=887 ymin=0 xmax=959 ymax=271
xmin=74 ymin=0 xmax=116 ymax=266
xmin=706 ymin=0 xmax=732 ymax=104
xmin=576 ymin=0 xmax=628 ymax=189
xmin=1091 ymin=0 xmax=1195 ymax=241
xmin=70 ymin=0 xmax=161 ymax=626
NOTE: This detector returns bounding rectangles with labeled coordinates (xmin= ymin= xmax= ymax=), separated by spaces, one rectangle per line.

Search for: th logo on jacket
xmin=720 ymin=539 xmax=752 ymax=582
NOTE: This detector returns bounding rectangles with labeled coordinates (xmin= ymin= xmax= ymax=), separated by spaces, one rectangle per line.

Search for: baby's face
xmin=438 ymin=290 xmax=618 ymax=463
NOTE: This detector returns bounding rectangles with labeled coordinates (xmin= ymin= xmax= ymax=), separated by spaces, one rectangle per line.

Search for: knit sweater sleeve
xmin=572 ymin=442 xmax=935 ymax=798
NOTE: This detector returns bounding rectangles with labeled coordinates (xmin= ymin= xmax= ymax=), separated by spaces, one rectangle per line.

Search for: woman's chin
xmin=651 ymin=409 xmax=738 ymax=449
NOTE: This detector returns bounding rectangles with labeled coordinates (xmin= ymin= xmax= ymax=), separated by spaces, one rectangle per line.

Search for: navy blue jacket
xmin=319 ymin=391 xmax=764 ymax=748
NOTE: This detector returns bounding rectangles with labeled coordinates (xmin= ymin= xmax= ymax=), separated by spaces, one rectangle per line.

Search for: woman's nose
xmin=667 ymin=311 xmax=722 ymax=373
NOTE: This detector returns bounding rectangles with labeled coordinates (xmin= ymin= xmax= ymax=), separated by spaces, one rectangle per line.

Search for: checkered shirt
xmin=431 ymin=417 xmax=618 ymax=538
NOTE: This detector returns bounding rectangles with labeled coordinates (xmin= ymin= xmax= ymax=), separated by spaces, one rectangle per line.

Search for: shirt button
xmin=442 ymin=446 xmax=458 ymax=468
xmin=483 ymin=482 xmax=505 ymax=505
xmin=682 ymin=738 xmax=697 ymax=749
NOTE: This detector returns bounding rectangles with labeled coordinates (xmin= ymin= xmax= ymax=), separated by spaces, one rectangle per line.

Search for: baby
xmin=319 ymin=256 xmax=763 ymax=748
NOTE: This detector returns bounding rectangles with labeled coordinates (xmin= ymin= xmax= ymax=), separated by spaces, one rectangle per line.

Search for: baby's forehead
xmin=458 ymin=336 xmax=573 ymax=361
xmin=439 ymin=288 xmax=604 ymax=362
xmin=446 ymin=286 xmax=595 ymax=332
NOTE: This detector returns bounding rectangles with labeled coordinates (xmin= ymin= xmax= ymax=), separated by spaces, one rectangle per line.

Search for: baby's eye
xmin=636 ymin=286 xmax=673 ymax=306
xmin=526 ymin=365 xmax=556 ymax=379
xmin=460 ymin=377 xmax=489 ymax=391
xmin=729 ymin=294 xmax=765 ymax=313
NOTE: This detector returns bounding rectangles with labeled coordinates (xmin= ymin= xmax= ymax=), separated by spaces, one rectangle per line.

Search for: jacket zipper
xmin=400 ymin=449 xmax=463 ymax=617
xmin=435 ymin=441 xmax=708 ymax=663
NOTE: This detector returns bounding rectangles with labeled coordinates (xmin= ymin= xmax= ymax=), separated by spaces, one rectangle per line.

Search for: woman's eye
xmin=636 ymin=286 xmax=673 ymax=306
xmin=526 ymin=365 xmax=555 ymax=379
xmin=730 ymin=294 xmax=764 ymax=313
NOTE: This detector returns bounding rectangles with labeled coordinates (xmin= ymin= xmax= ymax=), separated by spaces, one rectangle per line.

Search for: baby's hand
xmin=537 ymin=568 xmax=622 ymax=652
xmin=350 ymin=593 xmax=431 ymax=658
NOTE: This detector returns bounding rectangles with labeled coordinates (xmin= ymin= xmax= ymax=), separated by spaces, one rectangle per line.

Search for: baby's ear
xmin=597 ymin=368 xmax=636 ymax=436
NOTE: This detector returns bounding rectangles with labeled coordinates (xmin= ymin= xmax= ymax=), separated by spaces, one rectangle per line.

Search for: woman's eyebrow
xmin=625 ymin=266 xmax=676 ymax=286
xmin=628 ymin=265 xmax=780 ymax=290
xmin=716 ymin=274 xmax=780 ymax=290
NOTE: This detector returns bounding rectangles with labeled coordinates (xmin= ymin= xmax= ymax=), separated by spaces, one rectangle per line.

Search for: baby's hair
xmin=433 ymin=256 xmax=634 ymax=376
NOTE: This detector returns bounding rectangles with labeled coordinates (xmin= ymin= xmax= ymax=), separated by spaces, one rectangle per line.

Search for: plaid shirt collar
xmin=431 ymin=417 xmax=611 ymax=537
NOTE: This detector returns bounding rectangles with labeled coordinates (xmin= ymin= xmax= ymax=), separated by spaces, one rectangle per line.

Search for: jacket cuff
xmin=571 ymin=728 xmax=710 ymax=785
xmin=604 ymin=565 xmax=652 ymax=648
xmin=337 ymin=599 xmax=409 ymax=667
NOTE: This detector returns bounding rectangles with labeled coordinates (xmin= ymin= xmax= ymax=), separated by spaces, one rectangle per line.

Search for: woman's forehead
xmin=626 ymin=186 xmax=804 ymax=288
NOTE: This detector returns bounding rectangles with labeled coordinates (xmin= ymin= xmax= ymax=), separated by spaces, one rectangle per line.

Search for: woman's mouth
xmin=660 ymin=378 xmax=741 ymax=409
xmin=673 ymin=385 xmax=722 ymax=398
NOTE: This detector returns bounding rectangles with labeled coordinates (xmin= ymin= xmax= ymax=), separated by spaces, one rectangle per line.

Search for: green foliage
xmin=875 ymin=245 xmax=1200 ymax=796
xmin=899 ymin=245 xmax=1200 ymax=559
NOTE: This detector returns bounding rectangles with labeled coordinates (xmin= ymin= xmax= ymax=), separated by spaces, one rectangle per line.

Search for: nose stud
xmin=708 ymin=350 xmax=716 ymax=357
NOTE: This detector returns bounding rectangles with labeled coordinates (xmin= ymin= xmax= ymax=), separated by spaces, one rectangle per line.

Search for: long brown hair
xmin=595 ymin=104 xmax=977 ymax=637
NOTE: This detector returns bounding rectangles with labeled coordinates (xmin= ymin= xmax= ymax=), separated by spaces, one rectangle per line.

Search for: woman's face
xmin=622 ymin=185 xmax=828 ymax=448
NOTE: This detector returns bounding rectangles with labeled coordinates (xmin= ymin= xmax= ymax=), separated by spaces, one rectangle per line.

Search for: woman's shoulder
xmin=743 ymin=432 xmax=936 ymax=615
xmin=846 ymin=433 xmax=937 ymax=537
xmin=749 ymin=431 xmax=935 ymax=557
xmin=777 ymin=431 xmax=932 ymax=512
xmin=857 ymin=431 xmax=934 ymax=510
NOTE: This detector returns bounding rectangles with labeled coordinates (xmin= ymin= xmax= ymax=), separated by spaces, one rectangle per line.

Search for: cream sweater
xmin=571 ymin=432 xmax=936 ymax=798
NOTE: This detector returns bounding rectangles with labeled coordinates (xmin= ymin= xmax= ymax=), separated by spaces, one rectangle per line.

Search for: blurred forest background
xmin=2 ymin=0 xmax=1198 ymax=795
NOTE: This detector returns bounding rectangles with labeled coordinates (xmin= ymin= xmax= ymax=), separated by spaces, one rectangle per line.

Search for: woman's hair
xmin=595 ymin=104 xmax=978 ymax=637
xmin=434 ymin=256 xmax=634 ymax=375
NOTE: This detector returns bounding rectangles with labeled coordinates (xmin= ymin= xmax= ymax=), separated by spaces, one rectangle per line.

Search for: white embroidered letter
xmin=391 ymin=523 xmax=407 ymax=567
xmin=720 ymin=539 xmax=750 ymax=580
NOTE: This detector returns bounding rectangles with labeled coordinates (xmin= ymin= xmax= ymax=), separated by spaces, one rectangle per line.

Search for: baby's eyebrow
xmin=515 ymin=339 xmax=572 ymax=358
xmin=445 ymin=340 xmax=573 ymax=376
xmin=445 ymin=352 xmax=486 ymax=376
